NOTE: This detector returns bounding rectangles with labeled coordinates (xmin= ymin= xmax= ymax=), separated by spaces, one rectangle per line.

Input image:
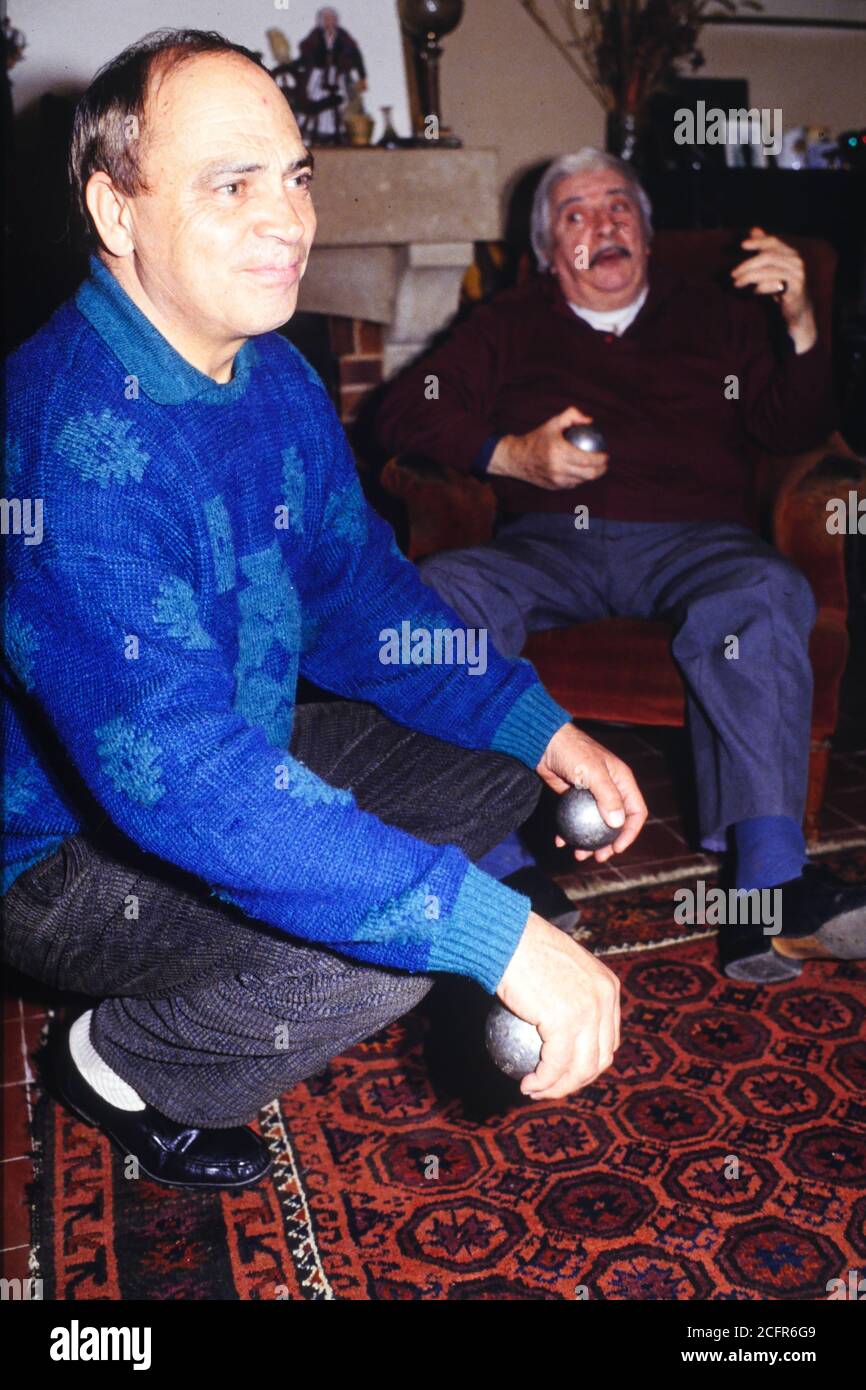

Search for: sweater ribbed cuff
xmin=470 ymin=434 xmax=502 ymax=478
xmin=427 ymin=863 xmax=531 ymax=992
xmin=489 ymin=680 xmax=572 ymax=769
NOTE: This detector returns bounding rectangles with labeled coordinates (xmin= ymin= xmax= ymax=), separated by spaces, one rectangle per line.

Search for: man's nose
xmin=255 ymin=188 xmax=309 ymax=244
xmin=591 ymin=207 xmax=616 ymax=238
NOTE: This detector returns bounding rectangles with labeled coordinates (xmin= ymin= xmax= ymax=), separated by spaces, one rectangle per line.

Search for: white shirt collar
xmin=567 ymin=284 xmax=649 ymax=336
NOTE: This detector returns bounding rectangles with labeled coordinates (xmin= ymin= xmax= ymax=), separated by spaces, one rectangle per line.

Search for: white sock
xmin=69 ymin=1010 xmax=146 ymax=1112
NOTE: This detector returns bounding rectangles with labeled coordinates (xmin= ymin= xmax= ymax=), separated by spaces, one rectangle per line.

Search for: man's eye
xmin=217 ymin=182 xmax=242 ymax=196
xmin=289 ymin=171 xmax=313 ymax=190
xmin=568 ymin=211 xmax=583 ymax=223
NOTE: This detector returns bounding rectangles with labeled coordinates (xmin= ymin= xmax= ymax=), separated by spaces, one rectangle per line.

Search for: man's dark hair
xmin=68 ymin=28 xmax=266 ymax=252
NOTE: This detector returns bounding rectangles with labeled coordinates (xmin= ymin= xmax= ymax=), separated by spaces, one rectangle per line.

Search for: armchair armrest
xmin=756 ymin=431 xmax=862 ymax=520
xmin=380 ymin=455 xmax=496 ymax=562
xmin=767 ymin=433 xmax=866 ymax=619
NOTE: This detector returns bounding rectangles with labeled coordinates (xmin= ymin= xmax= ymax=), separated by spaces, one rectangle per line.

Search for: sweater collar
xmin=75 ymin=254 xmax=256 ymax=405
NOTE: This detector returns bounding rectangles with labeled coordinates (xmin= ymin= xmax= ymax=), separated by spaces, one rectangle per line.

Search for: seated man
xmin=375 ymin=148 xmax=866 ymax=982
xmin=0 ymin=35 xmax=646 ymax=1192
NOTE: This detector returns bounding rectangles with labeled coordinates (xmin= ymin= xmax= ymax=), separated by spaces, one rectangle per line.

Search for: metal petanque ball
xmin=564 ymin=425 xmax=607 ymax=454
xmin=485 ymin=1001 xmax=543 ymax=1080
xmin=556 ymin=786 xmax=620 ymax=850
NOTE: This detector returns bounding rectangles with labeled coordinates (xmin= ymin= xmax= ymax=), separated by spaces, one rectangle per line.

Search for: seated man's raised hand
xmin=731 ymin=226 xmax=817 ymax=354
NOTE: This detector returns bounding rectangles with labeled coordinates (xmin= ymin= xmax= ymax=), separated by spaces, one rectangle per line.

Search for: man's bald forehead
xmin=146 ymin=46 xmax=270 ymax=109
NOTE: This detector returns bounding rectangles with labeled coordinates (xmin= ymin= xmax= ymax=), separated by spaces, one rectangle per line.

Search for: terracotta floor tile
xmin=815 ymin=803 xmax=865 ymax=837
xmin=1 ymin=1036 xmax=25 ymax=1089
xmin=827 ymin=759 xmax=866 ymax=793
xmin=617 ymin=821 xmax=691 ymax=866
xmin=1 ymin=1155 xmax=34 ymax=1253
xmin=0 ymin=1248 xmax=33 ymax=1286
xmin=2 ymin=1081 xmax=31 ymax=1166
xmin=655 ymin=811 xmax=692 ymax=838
xmin=636 ymin=727 xmax=689 ymax=755
xmin=643 ymin=784 xmax=688 ymax=820
xmin=2 ymin=996 xmax=46 ymax=1024
xmin=830 ymin=798 xmax=866 ymax=831
xmin=830 ymin=721 xmax=866 ymax=755
xmin=4 ymin=1013 xmax=49 ymax=1093
xmin=625 ymin=756 xmax=671 ymax=780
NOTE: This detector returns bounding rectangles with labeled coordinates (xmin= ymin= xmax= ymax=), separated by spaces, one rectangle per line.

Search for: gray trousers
xmin=1 ymin=701 xmax=540 ymax=1127
xmin=420 ymin=515 xmax=818 ymax=852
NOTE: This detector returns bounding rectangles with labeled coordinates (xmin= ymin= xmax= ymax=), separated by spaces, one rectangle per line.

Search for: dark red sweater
xmin=374 ymin=263 xmax=836 ymax=526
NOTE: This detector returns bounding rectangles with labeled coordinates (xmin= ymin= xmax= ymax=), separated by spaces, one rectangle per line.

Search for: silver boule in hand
xmin=556 ymin=786 xmax=620 ymax=850
xmin=485 ymin=1000 xmax=543 ymax=1080
xmin=564 ymin=425 xmax=607 ymax=454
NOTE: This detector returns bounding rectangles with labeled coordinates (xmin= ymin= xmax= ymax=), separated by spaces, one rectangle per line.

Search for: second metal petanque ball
xmin=485 ymin=1000 xmax=543 ymax=1080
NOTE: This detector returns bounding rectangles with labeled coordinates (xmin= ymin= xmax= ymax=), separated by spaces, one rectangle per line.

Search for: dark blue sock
xmin=734 ymin=815 xmax=806 ymax=891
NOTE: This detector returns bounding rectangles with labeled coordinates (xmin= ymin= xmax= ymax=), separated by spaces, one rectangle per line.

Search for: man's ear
xmin=85 ymin=172 xmax=135 ymax=258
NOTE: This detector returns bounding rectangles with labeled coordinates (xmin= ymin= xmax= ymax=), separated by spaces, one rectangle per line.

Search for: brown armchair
xmin=380 ymin=231 xmax=865 ymax=844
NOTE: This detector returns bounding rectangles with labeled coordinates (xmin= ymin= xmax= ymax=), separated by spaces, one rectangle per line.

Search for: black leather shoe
xmin=719 ymin=924 xmax=804 ymax=982
xmin=43 ymin=1017 xmax=273 ymax=1191
xmin=719 ymin=864 xmax=866 ymax=981
xmin=771 ymin=863 xmax=866 ymax=963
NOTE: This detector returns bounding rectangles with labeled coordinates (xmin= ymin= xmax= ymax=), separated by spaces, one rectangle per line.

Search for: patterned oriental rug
xmin=27 ymin=845 xmax=866 ymax=1301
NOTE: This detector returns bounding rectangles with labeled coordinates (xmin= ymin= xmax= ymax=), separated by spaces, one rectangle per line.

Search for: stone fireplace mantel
xmin=298 ymin=148 xmax=500 ymax=378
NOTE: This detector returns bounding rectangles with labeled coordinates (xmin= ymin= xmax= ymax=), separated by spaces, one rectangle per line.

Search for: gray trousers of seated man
xmin=1 ymin=701 xmax=540 ymax=1128
xmin=419 ymin=515 xmax=818 ymax=852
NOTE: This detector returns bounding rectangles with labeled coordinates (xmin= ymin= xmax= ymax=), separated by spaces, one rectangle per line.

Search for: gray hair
xmin=530 ymin=149 xmax=653 ymax=270
xmin=317 ymin=7 xmax=339 ymax=23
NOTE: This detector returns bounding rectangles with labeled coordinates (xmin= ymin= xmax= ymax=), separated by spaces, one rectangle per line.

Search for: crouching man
xmin=1 ymin=31 xmax=646 ymax=1190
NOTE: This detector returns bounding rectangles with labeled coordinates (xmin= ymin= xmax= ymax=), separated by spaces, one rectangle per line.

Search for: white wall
xmin=9 ymin=0 xmax=412 ymax=142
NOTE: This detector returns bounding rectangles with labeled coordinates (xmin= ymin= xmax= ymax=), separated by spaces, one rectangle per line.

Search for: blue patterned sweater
xmin=2 ymin=255 xmax=572 ymax=991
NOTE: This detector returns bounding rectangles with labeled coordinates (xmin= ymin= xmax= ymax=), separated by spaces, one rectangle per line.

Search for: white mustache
xmin=590 ymin=244 xmax=631 ymax=268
